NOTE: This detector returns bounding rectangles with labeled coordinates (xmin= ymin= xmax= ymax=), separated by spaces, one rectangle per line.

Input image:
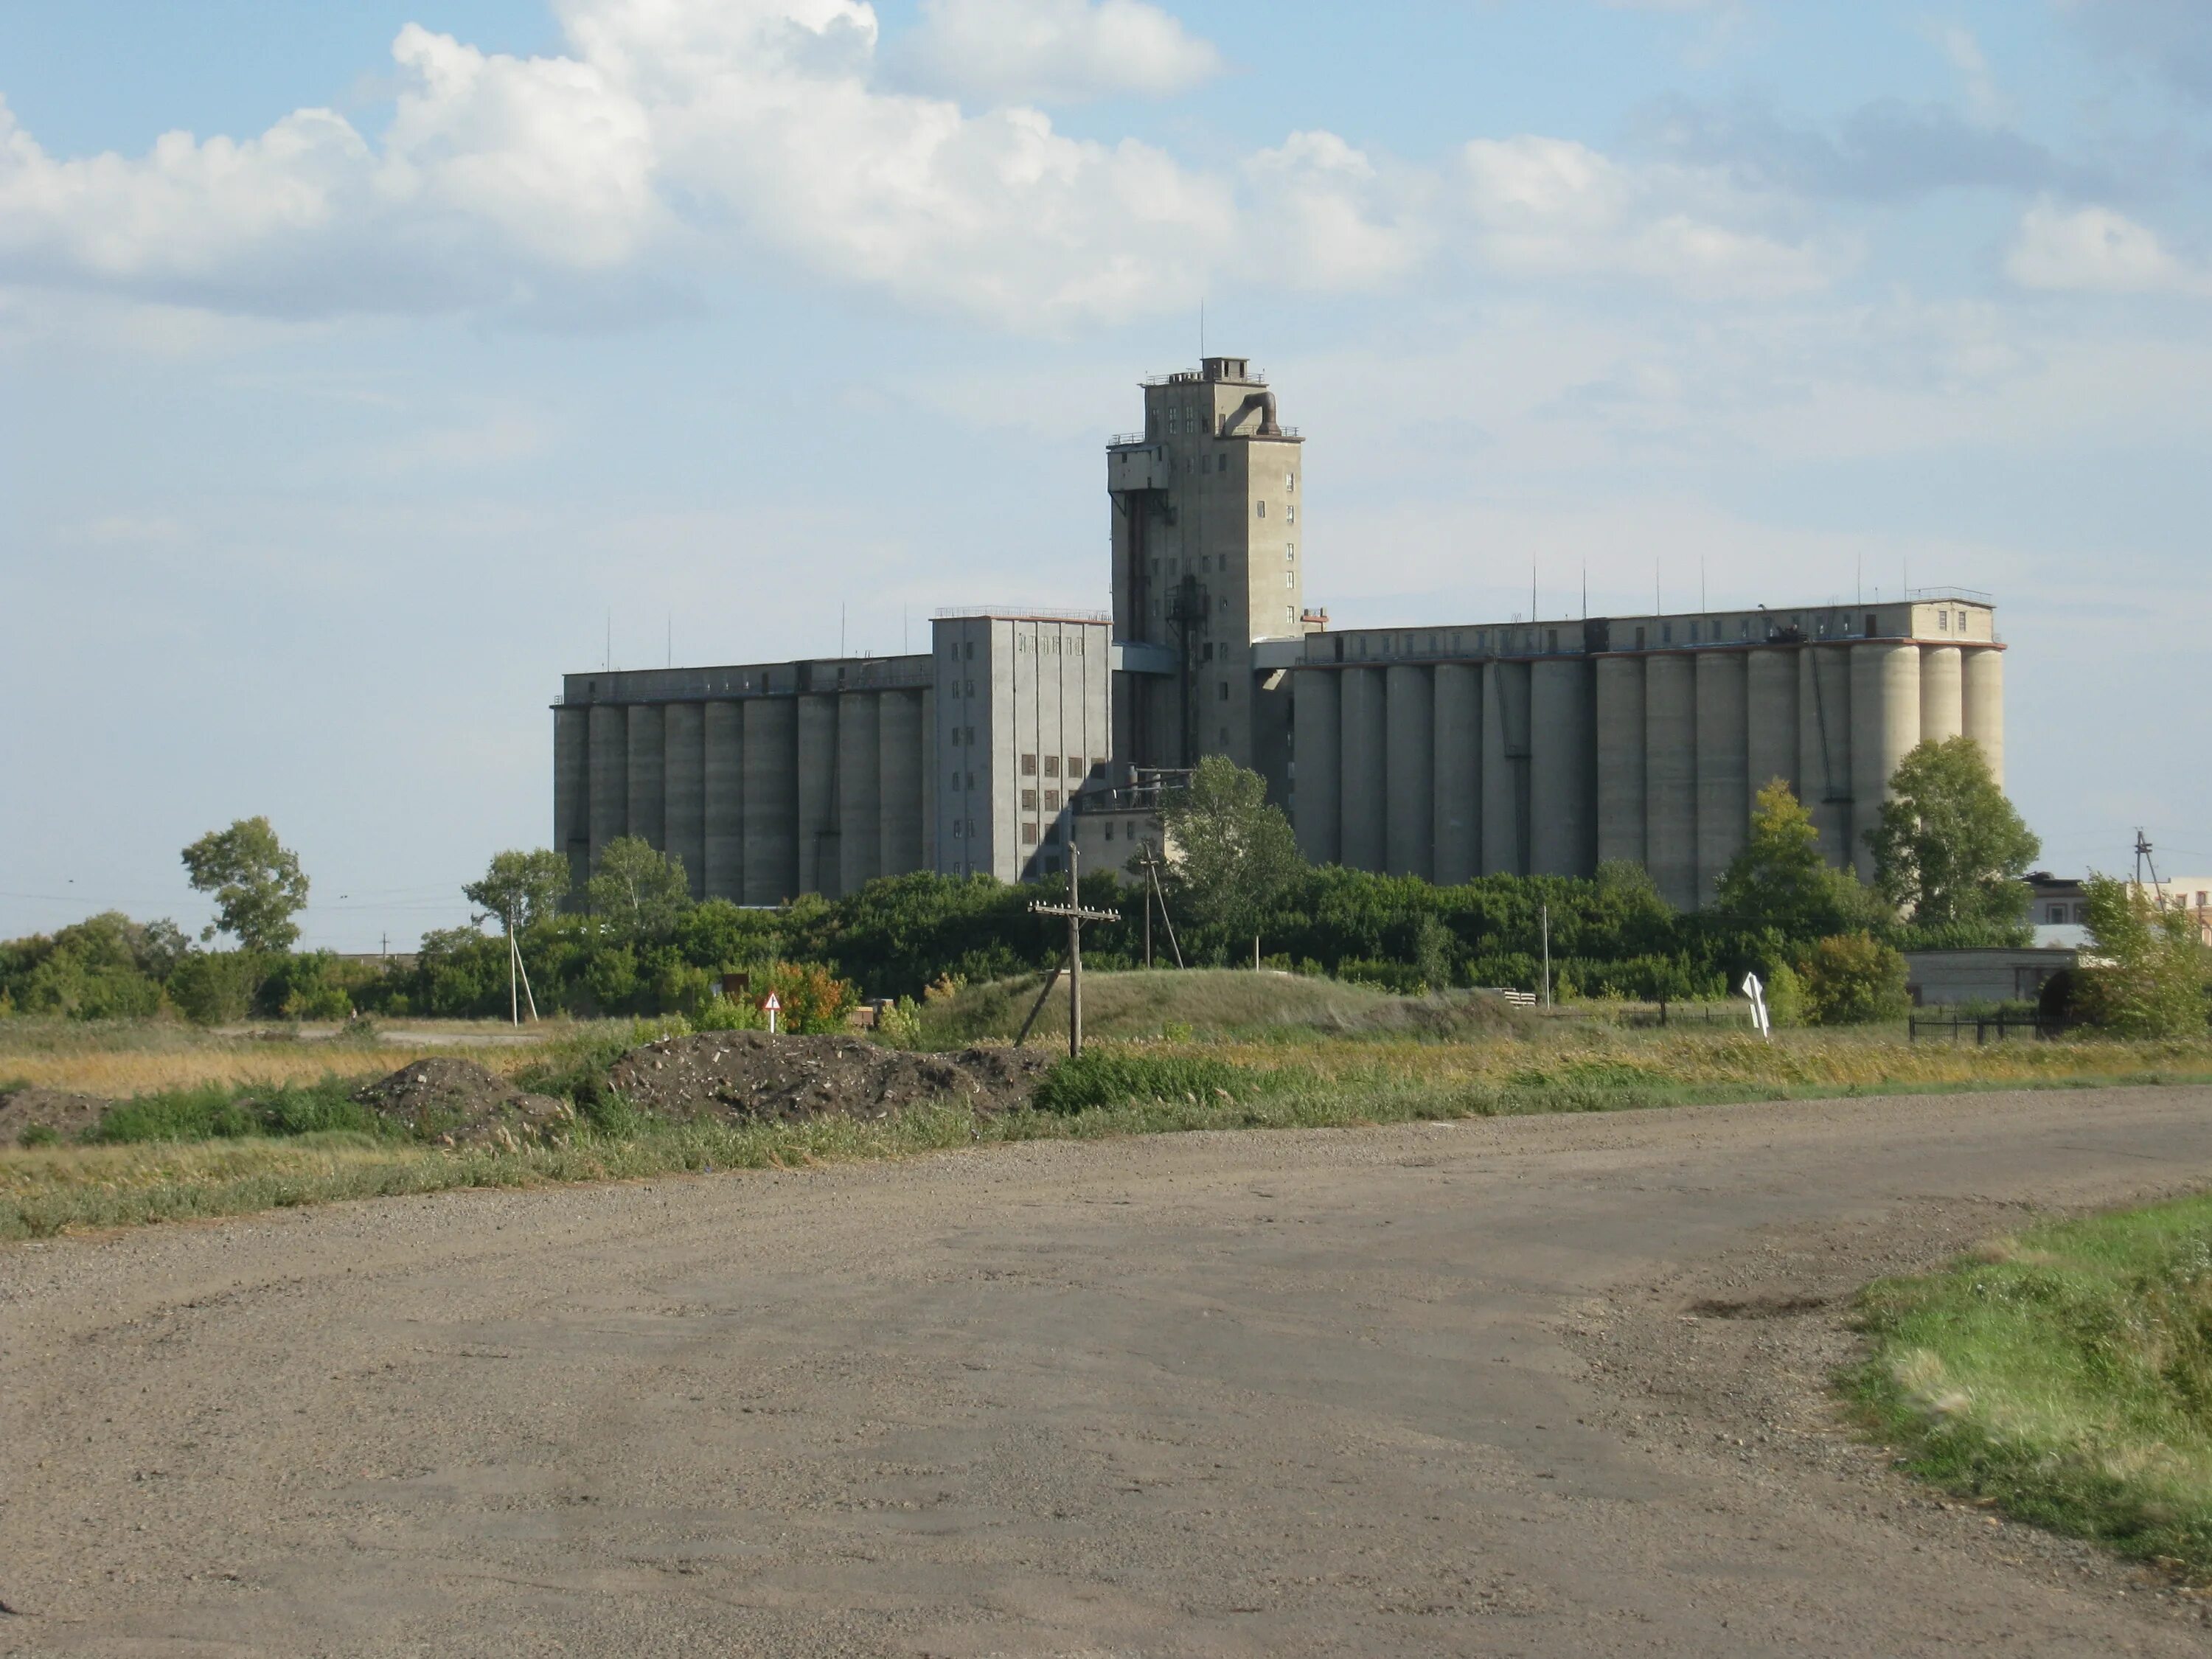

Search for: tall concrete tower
xmin=1106 ymin=357 xmax=1307 ymax=780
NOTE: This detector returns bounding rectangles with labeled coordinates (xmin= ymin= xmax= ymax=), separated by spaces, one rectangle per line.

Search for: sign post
xmin=1739 ymin=972 xmax=1770 ymax=1041
xmin=762 ymin=990 xmax=782 ymax=1035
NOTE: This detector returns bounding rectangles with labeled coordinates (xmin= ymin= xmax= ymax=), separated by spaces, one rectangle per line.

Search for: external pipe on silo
xmin=919 ymin=686 xmax=939 ymax=872
xmin=1643 ymin=654 xmax=1697 ymax=909
xmin=586 ymin=702 xmax=627 ymax=868
xmin=878 ymin=689 xmax=925 ymax=876
xmin=796 ymin=694 xmax=839 ymax=897
xmin=1962 ymin=648 xmax=2005 ymax=787
xmin=1850 ymin=642 xmax=1922 ymax=881
xmin=1798 ymin=647 xmax=1853 ymax=870
xmin=1746 ymin=648 xmax=1798 ymax=805
xmin=1593 ymin=655 xmax=1645 ymax=869
xmin=1384 ymin=664 xmax=1434 ymax=878
xmin=1431 ymin=664 xmax=1482 ymax=885
xmin=554 ymin=705 xmax=589 ymax=893
xmin=663 ymin=703 xmax=706 ymax=898
xmin=626 ymin=704 xmax=665 ymax=852
xmin=1293 ymin=669 xmax=1341 ymax=866
xmin=1530 ymin=658 xmax=1596 ymax=877
xmin=742 ymin=698 xmax=798 ymax=904
xmin=702 ymin=702 xmax=744 ymax=900
xmin=1920 ymin=644 xmax=1964 ymax=746
xmin=1481 ymin=661 xmax=1531 ymax=877
xmin=1694 ymin=653 xmax=1750 ymax=904
xmin=838 ymin=692 xmax=882 ymax=897
xmin=1338 ymin=668 xmax=1387 ymax=872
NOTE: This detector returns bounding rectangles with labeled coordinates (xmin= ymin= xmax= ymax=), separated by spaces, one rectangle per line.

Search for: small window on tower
xmin=1022 ymin=789 xmax=1037 ymax=811
xmin=1218 ymin=681 xmax=1230 ymax=702
xmin=1044 ymin=755 xmax=1060 ymax=776
xmin=1285 ymin=471 xmax=1295 ymax=492
xmin=1045 ymin=790 xmax=1060 ymax=810
xmin=1022 ymin=823 xmax=1038 ymax=845
xmin=1022 ymin=754 xmax=1037 ymax=776
xmin=1285 ymin=572 xmax=1295 ymax=588
xmin=1286 ymin=504 xmax=1295 ymax=524
xmin=1286 ymin=543 xmax=1295 ymax=561
xmin=1285 ymin=606 xmax=1295 ymax=625
xmin=964 ymin=641 xmax=974 ymax=660
xmin=1068 ymin=755 xmax=1082 ymax=777
xmin=1256 ymin=500 xmax=1267 ymax=519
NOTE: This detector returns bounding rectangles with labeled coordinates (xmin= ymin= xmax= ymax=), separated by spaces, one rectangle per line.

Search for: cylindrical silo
xmin=838 ymin=692 xmax=881 ymax=899
xmin=1962 ymin=647 xmax=2005 ymax=787
xmin=1530 ymin=658 xmax=1596 ymax=877
xmin=742 ymin=698 xmax=798 ymax=905
xmin=554 ymin=705 xmax=588 ymax=892
xmin=1746 ymin=648 xmax=1798 ymax=805
xmin=1431 ymin=663 xmax=1482 ymax=885
xmin=1384 ymin=664 xmax=1434 ymax=878
xmin=1694 ymin=653 xmax=1749 ymax=904
xmin=1850 ymin=642 xmax=1922 ymax=880
xmin=703 ymin=701 xmax=744 ymax=900
xmin=625 ymin=704 xmax=665 ymax=852
xmin=663 ymin=703 xmax=706 ymax=897
xmin=1481 ymin=660 xmax=1531 ymax=877
xmin=879 ymin=689 xmax=925 ymax=876
xmin=1293 ymin=669 xmax=1341 ymax=866
xmin=1920 ymin=644 xmax=1964 ymax=746
xmin=1644 ymin=654 xmax=1697 ymax=909
xmin=1594 ymin=655 xmax=1644 ymax=869
xmin=1338 ymin=667 xmax=1387 ymax=872
xmin=586 ymin=702 xmax=627 ymax=868
xmin=796 ymin=693 xmax=839 ymax=897
xmin=1798 ymin=647 xmax=1853 ymax=869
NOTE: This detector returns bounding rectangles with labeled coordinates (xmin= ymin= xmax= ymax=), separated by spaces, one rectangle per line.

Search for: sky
xmin=3 ymin=0 xmax=2210 ymax=951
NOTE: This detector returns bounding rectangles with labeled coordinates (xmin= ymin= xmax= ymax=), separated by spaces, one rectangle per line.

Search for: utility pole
xmin=1137 ymin=839 xmax=1183 ymax=968
xmin=1540 ymin=902 xmax=1551 ymax=1010
xmin=2135 ymin=828 xmax=2164 ymax=900
xmin=1029 ymin=844 xmax=1120 ymax=1057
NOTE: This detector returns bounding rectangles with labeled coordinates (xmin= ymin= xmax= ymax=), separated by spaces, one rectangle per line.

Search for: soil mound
xmin=352 ymin=1057 xmax=574 ymax=1149
xmin=0 ymin=1087 xmax=112 ymax=1147
xmin=607 ymin=1032 xmax=1051 ymax=1124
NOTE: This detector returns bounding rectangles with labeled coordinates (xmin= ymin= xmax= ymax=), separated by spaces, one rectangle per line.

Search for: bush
xmin=2076 ymin=875 xmax=2209 ymax=1039
xmin=166 ymin=951 xmax=266 ymax=1026
xmin=89 ymin=1079 xmax=390 ymax=1144
xmin=1762 ymin=960 xmax=1806 ymax=1029
xmin=1798 ymin=933 xmax=1910 ymax=1026
xmin=875 ymin=997 xmax=924 ymax=1048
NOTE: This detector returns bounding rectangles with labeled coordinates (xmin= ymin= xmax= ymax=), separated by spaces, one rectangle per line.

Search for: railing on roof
xmin=1902 ymin=585 xmax=1995 ymax=605
xmin=1107 ymin=425 xmax=1299 ymax=445
xmin=933 ymin=605 xmax=1114 ymax=623
xmin=1107 ymin=432 xmax=1150 ymax=447
xmin=1139 ymin=369 xmax=1267 ymax=387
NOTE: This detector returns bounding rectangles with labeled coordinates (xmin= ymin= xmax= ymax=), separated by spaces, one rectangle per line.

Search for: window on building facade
xmin=1285 ymin=605 xmax=1295 ymax=625
xmin=964 ymin=641 xmax=974 ymax=660
xmin=1661 ymin=624 xmax=1672 ymax=644
xmin=1068 ymin=756 xmax=1083 ymax=777
xmin=1044 ymin=790 xmax=1060 ymax=810
xmin=1022 ymin=788 xmax=1038 ymax=810
xmin=1104 ymin=821 xmax=1115 ymax=841
xmin=1284 ymin=571 xmax=1295 ymax=588
xmin=1256 ymin=500 xmax=1266 ymax=518
xmin=1285 ymin=471 xmax=1295 ymax=492
xmin=1022 ymin=753 xmax=1037 ymax=775
xmin=950 ymin=769 xmax=961 ymax=790
xmin=966 ymin=772 xmax=975 ymax=791
xmin=1286 ymin=504 xmax=1296 ymax=524
xmin=1044 ymin=754 xmax=1060 ymax=776
xmin=1022 ymin=823 xmax=1038 ymax=845
xmin=1219 ymin=681 xmax=1231 ymax=701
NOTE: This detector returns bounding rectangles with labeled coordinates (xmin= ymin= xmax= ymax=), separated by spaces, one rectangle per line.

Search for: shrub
xmin=875 ymin=997 xmax=924 ymax=1048
xmin=1798 ymin=933 xmax=1910 ymax=1025
xmin=2075 ymin=875 xmax=2209 ymax=1039
xmin=165 ymin=950 xmax=266 ymax=1026
xmin=693 ymin=992 xmax=765 ymax=1032
xmin=1762 ymin=960 xmax=1806 ymax=1029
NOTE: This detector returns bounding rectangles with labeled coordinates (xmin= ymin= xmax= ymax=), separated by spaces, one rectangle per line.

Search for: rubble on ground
xmin=605 ymin=1031 xmax=1051 ymax=1124
xmin=0 ymin=1087 xmax=112 ymax=1146
xmin=352 ymin=1057 xmax=574 ymax=1150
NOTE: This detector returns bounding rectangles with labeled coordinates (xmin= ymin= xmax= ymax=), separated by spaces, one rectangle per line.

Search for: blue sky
xmin=4 ymin=0 xmax=2210 ymax=950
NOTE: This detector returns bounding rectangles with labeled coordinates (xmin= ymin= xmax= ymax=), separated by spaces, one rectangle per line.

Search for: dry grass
xmin=0 ymin=1018 xmax=568 ymax=1097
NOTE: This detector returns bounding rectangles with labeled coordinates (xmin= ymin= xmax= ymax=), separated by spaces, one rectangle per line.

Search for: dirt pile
xmin=352 ymin=1057 xmax=574 ymax=1149
xmin=0 ymin=1087 xmax=112 ymax=1147
xmin=607 ymin=1032 xmax=1052 ymax=1124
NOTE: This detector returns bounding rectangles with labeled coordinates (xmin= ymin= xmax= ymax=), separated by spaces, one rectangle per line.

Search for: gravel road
xmin=6 ymin=1085 xmax=2212 ymax=1656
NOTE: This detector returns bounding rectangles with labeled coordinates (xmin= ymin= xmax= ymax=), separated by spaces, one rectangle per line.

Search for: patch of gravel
xmin=0 ymin=1087 xmax=111 ymax=1146
xmin=351 ymin=1057 xmax=575 ymax=1149
xmin=605 ymin=1031 xmax=1052 ymax=1124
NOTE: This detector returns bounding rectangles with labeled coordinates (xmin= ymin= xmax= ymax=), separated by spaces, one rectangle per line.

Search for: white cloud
xmin=2005 ymin=198 xmax=2211 ymax=296
xmin=893 ymin=0 xmax=1222 ymax=103
xmin=0 ymin=0 xmax=1850 ymax=331
xmin=1458 ymin=136 xmax=1842 ymax=298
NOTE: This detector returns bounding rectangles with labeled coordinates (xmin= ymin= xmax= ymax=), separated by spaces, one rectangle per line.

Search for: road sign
xmin=1740 ymin=972 xmax=1770 ymax=1040
xmin=762 ymin=990 xmax=782 ymax=1034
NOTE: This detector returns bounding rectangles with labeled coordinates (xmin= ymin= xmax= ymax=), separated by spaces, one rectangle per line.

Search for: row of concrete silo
xmin=1594 ymin=641 xmax=2002 ymax=907
xmin=554 ymin=689 xmax=934 ymax=905
xmin=1291 ymin=641 xmax=2003 ymax=908
xmin=1292 ymin=658 xmax=1599 ymax=884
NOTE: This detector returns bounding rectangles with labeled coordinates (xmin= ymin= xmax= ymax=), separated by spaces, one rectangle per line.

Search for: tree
xmin=1797 ymin=932 xmax=1911 ymax=1025
xmin=1155 ymin=757 xmax=1304 ymax=963
xmin=1714 ymin=779 xmax=1876 ymax=939
xmin=2076 ymin=874 xmax=2208 ymax=1039
xmin=181 ymin=817 xmax=309 ymax=951
xmin=583 ymin=836 xmax=692 ymax=944
xmin=1865 ymin=738 xmax=2039 ymax=932
xmin=464 ymin=849 xmax=573 ymax=931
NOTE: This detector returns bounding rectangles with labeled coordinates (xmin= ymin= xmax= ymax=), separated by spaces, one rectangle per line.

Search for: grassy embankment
xmin=1847 ymin=1193 xmax=2212 ymax=1581
xmin=5 ymin=971 xmax=2211 ymax=1240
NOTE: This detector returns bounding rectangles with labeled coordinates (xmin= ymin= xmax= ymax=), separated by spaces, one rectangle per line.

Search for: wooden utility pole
xmin=1029 ymin=844 xmax=1120 ymax=1057
xmin=1135 ymin=841 xmax=1183 ymax=969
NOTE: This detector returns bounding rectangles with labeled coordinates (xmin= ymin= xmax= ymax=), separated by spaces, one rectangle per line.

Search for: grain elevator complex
xmin=554 ymin=357 xmax=2005 ymax=912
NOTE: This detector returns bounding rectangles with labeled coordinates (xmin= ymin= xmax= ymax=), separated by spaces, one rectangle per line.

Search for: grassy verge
xmin=1845 ymin=1192 xmax=2212 ymax=1581
xmin=9 ymin=1055 xmax=2212 ymax=1242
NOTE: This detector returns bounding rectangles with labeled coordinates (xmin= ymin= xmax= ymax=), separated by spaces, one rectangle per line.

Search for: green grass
xmin=1845 ymin=1192 xmax=2212 ymax=1580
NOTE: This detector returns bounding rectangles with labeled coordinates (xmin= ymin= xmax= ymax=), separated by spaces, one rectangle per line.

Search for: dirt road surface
xmin=7 ymin=1085 xmax=2212 ymax=1656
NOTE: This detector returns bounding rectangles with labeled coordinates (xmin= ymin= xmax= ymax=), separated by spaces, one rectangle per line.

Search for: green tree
xmin=2076 ymin=874 xmax=2208 ymax=1039
xmin=584 ymin=837 xmax=692 ymax=945
xmin=1797 ymin=932 xmax=1911 ymax=1025
xmin=1865 ymin=738 xmax=2039 ymax=932
xmin=463 ymin=849 xmax=573 ymax=931
xmin=1155 ymin=757 xmax=1304 ymax=963
xmin=181 ymin=818 xmax=310 ymax=952
xmin=1714 ymin=779 xmax=1874 ymax=939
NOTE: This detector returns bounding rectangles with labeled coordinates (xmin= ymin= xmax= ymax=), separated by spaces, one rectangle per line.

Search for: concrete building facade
xmin=555 ymin=355 xmax=2009 ymax=910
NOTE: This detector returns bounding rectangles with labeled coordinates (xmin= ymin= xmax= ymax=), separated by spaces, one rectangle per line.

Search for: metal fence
xmin=1907 ymin=1014 xmax=2056 ymax=1044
